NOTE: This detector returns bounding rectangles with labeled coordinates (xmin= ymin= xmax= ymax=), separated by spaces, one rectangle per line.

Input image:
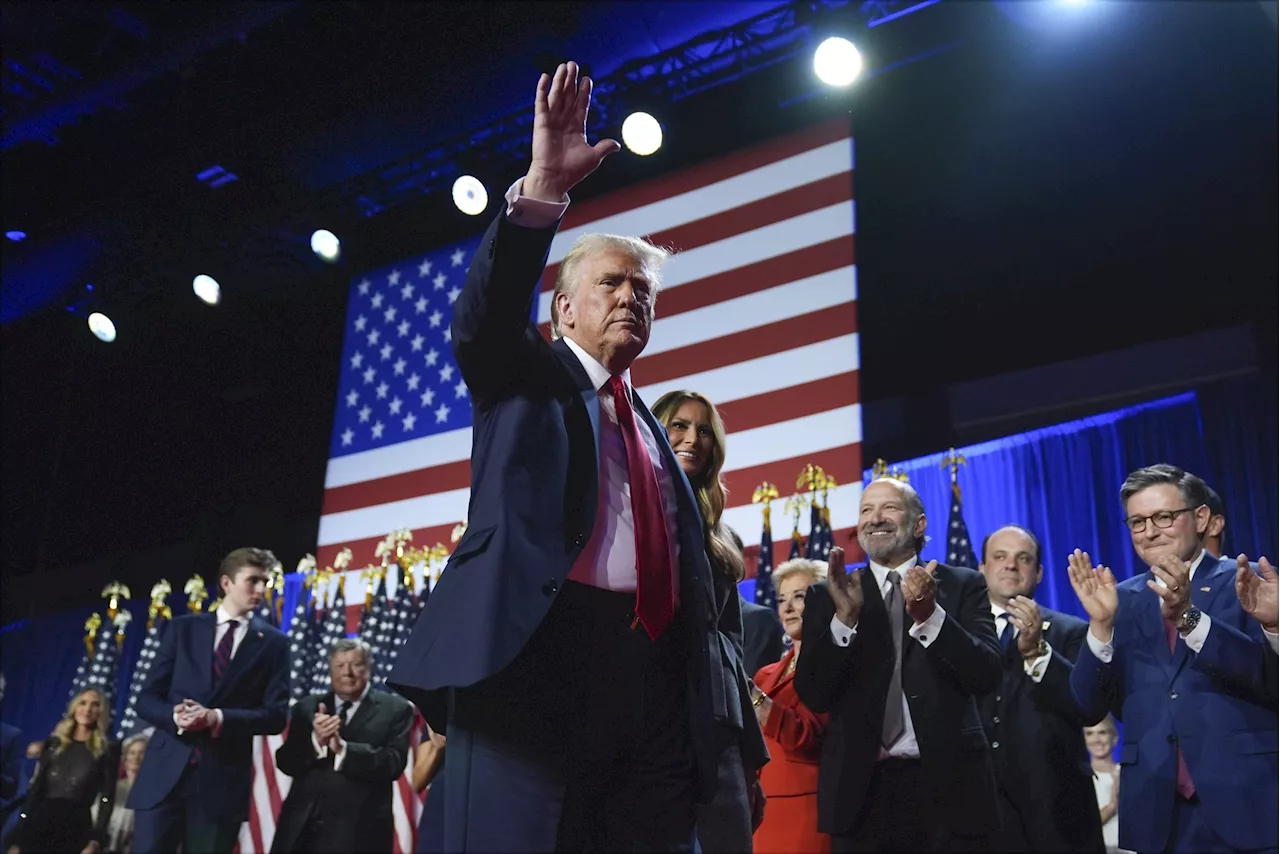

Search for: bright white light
xmin=87 ymin=312 xmax=117 ymax=343
xmin=310 ymin=229 xmax=341 ymax=262
xmin=193 ymin=274 xmax=221 ymax=305
xmin=452 ymin=176 xmax=488 ymax=216
xmin=814 ymin=37 xmax=863 ymax=87
xmin=621 ymin=112 xmax=663 ymax=156
xmin=1061 ymin=0 xmax=1089 ymax=5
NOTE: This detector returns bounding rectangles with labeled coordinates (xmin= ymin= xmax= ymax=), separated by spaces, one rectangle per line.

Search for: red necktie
xmin=607 ymin=376 xmax=675 ymax=640
xmin=213 ymin=619 xmax=239 ymax=683
xmin=1164 ymin=618 xmax=1197 ymax=799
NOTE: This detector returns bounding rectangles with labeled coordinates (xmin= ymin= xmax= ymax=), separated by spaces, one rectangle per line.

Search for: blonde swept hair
xmin=549 ymin=233 xmax=672 ymax=340
xmin=51 ymin=687 xmax=111 ymax=759
xmin=652 ymin=389 xmax=744 ymax=582
xmin=773 ymin=557 xmax=828 ymax=591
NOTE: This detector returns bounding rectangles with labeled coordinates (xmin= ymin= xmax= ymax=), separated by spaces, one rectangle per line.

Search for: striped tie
xmin=213 ymin=618 xmax=239 ymax=684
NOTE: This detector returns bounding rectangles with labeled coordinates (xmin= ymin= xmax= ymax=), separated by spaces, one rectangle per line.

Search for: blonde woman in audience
xmin=5 ymin=688 xmax=118 ymax=854
xmin=98 ymin=733 xmax=148 ymax=853
xmin=751 ymin=558 xmax=831 ymax=854
xmin=1085 ymin=716 xmax=1131 ymax=854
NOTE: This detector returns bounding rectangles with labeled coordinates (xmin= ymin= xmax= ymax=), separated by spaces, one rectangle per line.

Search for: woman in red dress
xmin=751 ymin=558 xmax=831 ymax=854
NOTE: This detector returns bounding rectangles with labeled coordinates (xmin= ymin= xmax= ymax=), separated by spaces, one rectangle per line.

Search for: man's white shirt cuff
xmin=1264 ymin=627 xmax=1280 ymax=654
xmin=830 ymin=615 xmax=856 ymax=647
xmin=1181 ymin=613 xmax=1212 ymax=653
xmin=1085 ymin=628 xmax=1115 ymax=664
xmin=1023 ymin=644 xmax=1052 ymax=682
xmin=829 ymin=605 xmax=946 ymax=648
xmin=504 ymin=178 xmax=569 ymax=227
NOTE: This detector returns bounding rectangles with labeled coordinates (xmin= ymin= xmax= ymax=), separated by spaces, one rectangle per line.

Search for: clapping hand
xmin=313 ymin=703 xmax=342 ymax=752
xmin=1147 ymin=554 xmax=1193 ymax=625
xmin=1066 ymin=550 xmax=1118 ymax=640
xmin=903 ymin=561 xmax=939 ymax=625
xmin=1005 ymin=595 xmax=1044 ymax=660
xmin=826 ymin=546 xmax=864 ymax=628
xmin=523 ymin=62 xmax=621 ymax=202
xmin=1235 ymin=554 xmax=1279 ymax=632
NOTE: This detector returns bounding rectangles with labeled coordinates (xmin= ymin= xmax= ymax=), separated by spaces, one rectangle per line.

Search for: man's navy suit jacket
xmin=127 ymin=612 xmax=289 ymax=823
xmin=388 ymin=210 xmax=720 ymax=800
xmin=1070 ymin=553 xmax=1278 ymax=852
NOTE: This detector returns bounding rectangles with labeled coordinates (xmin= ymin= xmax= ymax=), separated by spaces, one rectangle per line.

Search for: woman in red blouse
xmin=751 ymin=558 xmax=831 ymax=854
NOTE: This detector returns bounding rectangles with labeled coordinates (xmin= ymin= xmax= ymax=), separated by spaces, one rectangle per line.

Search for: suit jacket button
xmin=993 ymin=716 xmax=1000 ymax=724
xmin=991 ymin=741 xmax=1000 ymax=749
xmin=707 ymin=619 xmax=717 ymax=631
xmin=573 ymin=533 xmax=586 ymax=547
xmin=542 ymin=579 xmax=558 ymax=596
xmin=1167 ymin=734 xmax=1176 ymax=743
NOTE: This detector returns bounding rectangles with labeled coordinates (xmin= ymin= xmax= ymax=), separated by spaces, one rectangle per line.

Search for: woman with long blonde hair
xmin=5 ymin=688 xmax=118 ymax=854
xmin=653 ymin=390 xmax=768 ymax=853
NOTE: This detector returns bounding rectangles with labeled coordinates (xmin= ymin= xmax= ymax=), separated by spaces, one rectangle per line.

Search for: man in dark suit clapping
xmin=271 ymin=639 xmax=413 ymax=854
xmin=976 ymin=525 xmax=1104 ymax=853
xmin=795 ymin=478 xmax=1003 ymax=852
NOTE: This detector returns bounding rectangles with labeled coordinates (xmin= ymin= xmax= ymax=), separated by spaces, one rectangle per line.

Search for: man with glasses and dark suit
xmin=1068 ymin=464 xmax=1278 ymax=854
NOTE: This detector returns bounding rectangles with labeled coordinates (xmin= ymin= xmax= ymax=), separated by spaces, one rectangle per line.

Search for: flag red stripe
xmin=631 ymin=302 xmax=857 ymax=387
xmin=323 ymin=458 xmax=471 ymax=516
xmin=541 ymin=170 xmax=854 ymax=292
xmin=722 ymin=446 xmax=863 ymax=515
xmin=743 ymin=524 xmax=866 ymax=576
xmin=247 ymin=797 xmax=264 ymax=854
xmin=715 ymin=372 xmax=861 ymax=435
xmin=537 ymin=237 xmax=855 ymax=339
xmin=558 ymin=116 xmax=852 ymax=231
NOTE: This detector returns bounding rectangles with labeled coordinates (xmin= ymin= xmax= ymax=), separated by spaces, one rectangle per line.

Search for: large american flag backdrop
xmin=240 ymin=115 xmax=864 ymax=852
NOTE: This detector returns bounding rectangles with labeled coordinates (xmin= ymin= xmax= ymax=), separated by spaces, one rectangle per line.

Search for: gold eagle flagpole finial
xmin=183 ymin=576 xmax=208 ymax=613
xmin=940 ymin=447 xmax=967 ymax=491
xmin=83 ymin=613 xmax=102 ymax=658
xmin=147 ymin=579 xmax=172 ymax=629
xmin=752 ymin=482 xmax=780 ymax=530
xmin=101 ymin=581 xmax=131 ymax=621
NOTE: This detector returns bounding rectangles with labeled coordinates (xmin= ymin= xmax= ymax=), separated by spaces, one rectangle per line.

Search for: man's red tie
xmin=213 ymin=618 xmax=239 ymax=684
xmin=607 ymin=376 xmax=675 ymax=640
xmin=1164 ymin=618 xmax=1197 ymax=799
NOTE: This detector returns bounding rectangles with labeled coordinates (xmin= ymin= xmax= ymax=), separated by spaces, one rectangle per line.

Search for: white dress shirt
xmin=991 ymin=602 xmax=1053 ymax=682
xmin=828 ymin=555 xmax=946 ymax=760
xmin=1085 ymin=550 xmax=1280 ymax=665
xmin=504 ymin=178 xmax=681 ymax=595
xmin=174 ymin=605 xmax=249 ymax=735
xmin=313 ymin=680 xmax=372 ymax=769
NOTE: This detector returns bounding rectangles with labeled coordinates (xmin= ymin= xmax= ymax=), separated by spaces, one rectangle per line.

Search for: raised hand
xmin=1066 ymin=549 xmax=1118 ymax=639
xmin=903 ymin=561 xmax=939 ymax=625
xmin=524 ymin=62 xmax=621 ymax=202
xmin=826 ymin=546 xmax=864 ymax=628
xmin=1236 ymin=554 xmax=1279 ymax=631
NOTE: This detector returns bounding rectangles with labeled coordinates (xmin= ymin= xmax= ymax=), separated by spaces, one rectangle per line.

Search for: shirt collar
xmin=337 ymin=681 xmax=372 ymax=708
xmin=1188 ymin=549 xmax=1208 ymax=581
xmin=868 ymin=555 xmax=918 ymax=589
xmin=215 ymin=605 xmax=247 ymax=626
xmin=562 ymin=335 xmax=632 ymax=393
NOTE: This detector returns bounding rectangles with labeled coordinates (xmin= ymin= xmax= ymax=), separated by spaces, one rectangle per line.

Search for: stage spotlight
xmin=621 ymin=112 xmax=662 ymax=156
xmin=452 ymin=175 xmax=488 ymax=216
xmin=310 ymin=229 xmax=341 ymax=263
xmin=814 ymin=37 xmax=863 ymax=86
xmin=193 ymin=274 xmax=221 ymax=305
xmin=87 ymin=311 xmax=117 ymax=343
xmin=5 ymin=231 xmax=25 ymax=242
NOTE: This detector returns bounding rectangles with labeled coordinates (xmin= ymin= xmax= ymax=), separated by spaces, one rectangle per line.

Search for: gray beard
xmin=860 ymin=528 xmax=914 ymax=565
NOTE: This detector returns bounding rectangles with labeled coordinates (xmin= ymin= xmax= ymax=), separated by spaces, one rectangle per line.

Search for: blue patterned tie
xmin=999 ymin=615 xmax=1014 ymax=650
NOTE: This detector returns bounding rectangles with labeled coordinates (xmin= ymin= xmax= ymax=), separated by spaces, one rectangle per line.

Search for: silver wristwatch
xmin=1178 ymin=605 xmax=1202 ymax=635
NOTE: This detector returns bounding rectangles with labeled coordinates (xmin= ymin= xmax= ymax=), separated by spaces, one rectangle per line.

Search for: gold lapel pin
xmin=1200 ymin=586 xmax=1211 ymax=592
xmin=1041 ymin=621 xmax=1051 ymax=630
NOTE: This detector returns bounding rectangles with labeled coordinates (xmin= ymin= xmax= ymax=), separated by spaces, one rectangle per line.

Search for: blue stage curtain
xmin=1196 ymin=373 xmax=1279 ymax=563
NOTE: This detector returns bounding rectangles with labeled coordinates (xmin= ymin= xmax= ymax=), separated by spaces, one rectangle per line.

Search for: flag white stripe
xmin=643 ymin=266 xmax=856 ymax=357
xmin=323 ymin=333 xmax=860 ymax=493
xmin=537 ymin=201 xmax=856 ymax=323
xmin=547 ymin=139 xmax=854 ymax=262
xmin=317 ymin=386 xmax=859 ymax=546
xmin=722 ymin=404 xmax=862 ymax=472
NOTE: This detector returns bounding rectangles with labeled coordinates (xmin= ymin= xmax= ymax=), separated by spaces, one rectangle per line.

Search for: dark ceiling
xmin=2 ymin=0 xmax=1276 ymax=620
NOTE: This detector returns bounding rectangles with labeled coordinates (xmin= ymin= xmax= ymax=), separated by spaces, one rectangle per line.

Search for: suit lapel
xmin=1171 ymin=554 xmax=1232 ymax=679
xmin=211 ymin=617 xmax=266 ymax=701
xmin=345 ymin=690 xmax=378 ymax=733
xmin=551 ymin=339 xmax=602 ymax=458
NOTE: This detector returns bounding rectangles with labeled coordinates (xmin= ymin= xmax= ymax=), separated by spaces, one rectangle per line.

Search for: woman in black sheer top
xmin=5 ymin=688 xmax=118 ymax=854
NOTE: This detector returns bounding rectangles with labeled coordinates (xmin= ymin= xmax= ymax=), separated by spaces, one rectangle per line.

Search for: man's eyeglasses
xmin=1123 ymin=506 xmax=1203 ymax=534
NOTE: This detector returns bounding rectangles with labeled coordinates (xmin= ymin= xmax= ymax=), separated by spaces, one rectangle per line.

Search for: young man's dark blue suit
xmin=128 ymin=611 xmax=289 ymax=853
xmin=389 ymin=208 xmax=721 ymax=853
